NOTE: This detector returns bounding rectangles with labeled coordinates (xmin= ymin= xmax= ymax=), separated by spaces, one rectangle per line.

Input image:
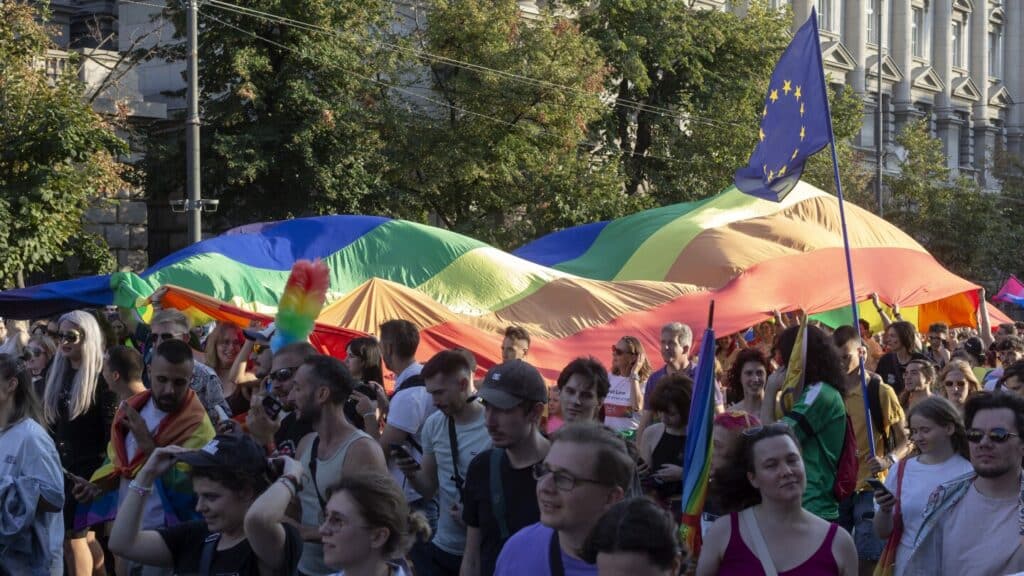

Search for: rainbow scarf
xmin=679 ymin=324 xmax=717 ymax=556
xmin=74 ymin=389 xmax=215 ymax=530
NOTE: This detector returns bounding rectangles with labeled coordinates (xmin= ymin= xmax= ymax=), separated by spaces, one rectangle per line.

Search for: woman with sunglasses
xmin=607 ymin=336 xmax=652 ymax=439
xmin=872 ymin=396 xmax=971 ymax=576
xmin=206 ymin=322 xmax=257 ymax=414
xmin=697 ymin=424 xmax=858 ymax=576
xmin=0 ymin=354 xmax=65 ymax=575
xmin=937 ymin=359 xmax=981 ymax=414
xmin=42 ymin=310 xmax=116 ymax=576
xmin=347 ymin=337 xmax=388 ymax=432
xmin=27 ymin=333 xmax=58 ymax=400
xmin=317 ymin=472 xmax=432 ymax=576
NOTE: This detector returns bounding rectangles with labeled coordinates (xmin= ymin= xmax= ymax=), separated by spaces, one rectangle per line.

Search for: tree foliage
xmin=142 ymin=0 xmax=399 ymax=226
xmin=0 ymin=1 xmax=127 ymax=287
xmin=383 ymin=0 xmax=631 ymax=247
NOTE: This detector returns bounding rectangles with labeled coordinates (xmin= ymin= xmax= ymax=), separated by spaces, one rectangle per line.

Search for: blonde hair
xmin=938 ymin=359 xmax=982 ymax=402
xmin=43 ymin=311 xmax=105 ymax=423
xmin=0 ymin=319 xmax=29 ymax=357
xmin=611 ymin=335 xmax=652 ymax=383
xmin=205 ymin=322 xmax=242 ymax=372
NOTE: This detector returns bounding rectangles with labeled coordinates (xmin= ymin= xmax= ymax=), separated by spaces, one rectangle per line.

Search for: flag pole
xmin=814 ymin=10 xmax=877 ymax=458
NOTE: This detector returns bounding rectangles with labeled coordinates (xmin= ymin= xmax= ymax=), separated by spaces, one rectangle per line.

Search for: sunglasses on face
xmin=59 ymin=331 xmax=81 ymax=345
xmin=269 ymin=366 xmax=300 ymax=382
xmin=966 ymin=427 xmax=1020 ymax=444
xmin=943 ymin=381 xmax=967 ymax=389
xmin=27 ymin=347 xmax=45 ymax=358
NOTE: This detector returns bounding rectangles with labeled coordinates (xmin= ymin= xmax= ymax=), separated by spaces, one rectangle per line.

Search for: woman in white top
xmin=606 ymin=336 xmax=652 ymax=439
xmin=873 ymin=395 xmax=974 ymax=576
xmin=321 ymin=472 xmax=431 ymax=576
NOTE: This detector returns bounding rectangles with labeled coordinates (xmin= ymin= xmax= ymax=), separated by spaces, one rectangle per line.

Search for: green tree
xmin=142 ymin=0 xmax=399 ymax=226
xmin=0 ymin=1 xmax=127 ymax=287
xmin=384 ymin=0 xmax=630 ymax=248
xmin=884 ymin=119 xmax=1006 ymax=284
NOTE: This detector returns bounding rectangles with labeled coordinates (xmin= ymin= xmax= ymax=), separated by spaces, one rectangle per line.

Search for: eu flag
xmin=734 ymin=8 xmax=832 ymax=202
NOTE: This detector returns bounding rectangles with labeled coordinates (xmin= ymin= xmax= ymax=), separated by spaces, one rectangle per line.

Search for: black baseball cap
xmin=175 ymin=433 xmax=267 ymax=474
xmin=243 ymin=322 xmax=276 ymax=344
xmin=477 ymin=359 xmax=548 ymax=410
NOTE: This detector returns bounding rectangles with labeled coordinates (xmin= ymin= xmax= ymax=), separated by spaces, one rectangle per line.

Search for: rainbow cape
xmin=679 ymin=317 xmax=717 ymax=555
xmin=74 ymin=389 xmax=215 ymax=530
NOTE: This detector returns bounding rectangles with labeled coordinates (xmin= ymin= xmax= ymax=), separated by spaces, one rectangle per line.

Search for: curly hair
xmin=776 ymin=324 xmax=847 ymax=397
xmin=709 ymin=423 xmax=801 ymax=513
xmin=725 ymin=348 xmax=770 ymax=405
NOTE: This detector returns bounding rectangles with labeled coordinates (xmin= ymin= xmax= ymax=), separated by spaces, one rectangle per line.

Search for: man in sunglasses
xmin=246 ymin=341 xmax=317 ymax=458
xmin=903 ymin=391 xmax=1024 ymax=574
xmin=493 ymin=422 xmax=633 ymax=576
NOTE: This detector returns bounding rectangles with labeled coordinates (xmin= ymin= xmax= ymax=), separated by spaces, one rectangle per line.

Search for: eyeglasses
xmin=320 ymin=513 xmax=371 ymax=533
xmin=150 ymin=332 xmax=182 ymax=344
xmin=966 ymin=427 xmax=1020 ymax=444
xmin=58 ymin=331 xmax=81 ymax=345
xmin=943 ymin=381 xmax=967 ymax=389
xmin=532 ymin=462 xmax=605 ymax=492
xmin=269 ymin=366 xmax=300 ymax=382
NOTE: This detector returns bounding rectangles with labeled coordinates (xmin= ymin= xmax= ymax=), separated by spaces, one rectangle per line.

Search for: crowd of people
xmin=2 ymin=293 xmax=1024 ymax=576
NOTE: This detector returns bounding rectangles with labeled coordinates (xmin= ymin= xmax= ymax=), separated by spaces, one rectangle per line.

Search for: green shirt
xmin=782 ymin=382 xmax=846 ymax=520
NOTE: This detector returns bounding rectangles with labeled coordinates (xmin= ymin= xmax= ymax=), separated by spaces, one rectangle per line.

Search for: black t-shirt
xmin=274 ymin=411 xmax=313 ymax=458
xmin=875 ymin=351 xmax=928 ymax=395
xmin=157 ymin=519 xmax=302 ymax=576
xmin=462 ymin=448 xmax=541 ymax=576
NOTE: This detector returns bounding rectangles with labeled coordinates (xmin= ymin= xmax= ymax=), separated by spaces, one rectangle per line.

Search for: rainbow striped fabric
xmin=0 ymin=182 xmax=1005 ymax=379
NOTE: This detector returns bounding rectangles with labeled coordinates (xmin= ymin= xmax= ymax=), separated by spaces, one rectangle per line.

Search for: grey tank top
xmin=297 ymin=429 xmax=373 ymax=576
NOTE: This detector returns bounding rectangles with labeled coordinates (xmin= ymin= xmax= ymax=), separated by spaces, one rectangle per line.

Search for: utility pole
xmin=186 ymin=0 xmax=202 ymax=243
xmin=876 ymin=0 xmax=884 ymax=217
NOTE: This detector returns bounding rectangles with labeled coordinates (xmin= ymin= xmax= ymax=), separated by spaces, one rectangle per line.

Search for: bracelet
xmin=128 ymin=479 xmax=153 ymax=497
xmin=277 ymin=476 xmax=297 ymax=496
xmin=362 ymin=410 xmax=378 ymax=419
xmin=282 ymin=473 xmax=303 ymax=491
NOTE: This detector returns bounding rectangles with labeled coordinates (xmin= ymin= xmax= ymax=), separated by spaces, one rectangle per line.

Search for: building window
xmin=818 ymin=0 xmax=835 ymax=32
xmin=989 ymin=26 xmax=1003 ymax=77
xmin=866 ymin=0 xmax=880 ymax=44
xmin=911 ymin=7 xmax=923 ymax=57
xmin=952 ymin=21 xmax=963 ymax=67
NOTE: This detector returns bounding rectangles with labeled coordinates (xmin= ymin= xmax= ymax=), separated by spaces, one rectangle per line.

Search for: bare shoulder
xmin=829 ymin=520 xmax=858 ymax=575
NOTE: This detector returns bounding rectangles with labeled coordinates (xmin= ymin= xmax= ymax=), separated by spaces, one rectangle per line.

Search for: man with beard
xmin=289 ymin=355 xmax=387 ymax=576
xmin=901 ymin=391 xmax=1024 ymax=575
xmin=245 ymin=342 xmax=317 ymax=457
xmin=72 ymin=339 xmax=216 ymax=576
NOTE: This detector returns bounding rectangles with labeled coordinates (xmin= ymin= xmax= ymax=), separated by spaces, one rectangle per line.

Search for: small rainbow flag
xmin=679 ymin=304 xmax=717 ymax=556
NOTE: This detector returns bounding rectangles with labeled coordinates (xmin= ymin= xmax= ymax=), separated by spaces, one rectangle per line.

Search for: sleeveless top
xmin=650 ymin=429 xmax=685 ymax=514
xmin=297 ymin=429 xmax=374 ymax=576
xmin=718 ymin=512 xmax=840 ymax=576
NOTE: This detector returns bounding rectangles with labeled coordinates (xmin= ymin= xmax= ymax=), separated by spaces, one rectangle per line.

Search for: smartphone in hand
xmin=262 ymin=394 xmax=284 ymax=420
xmin=866 ymin=478 xmax=891 ymax=496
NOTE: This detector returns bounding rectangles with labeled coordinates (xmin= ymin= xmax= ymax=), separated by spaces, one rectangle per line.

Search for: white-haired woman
xmin=43 ymin=310 xmax=116 ymax=576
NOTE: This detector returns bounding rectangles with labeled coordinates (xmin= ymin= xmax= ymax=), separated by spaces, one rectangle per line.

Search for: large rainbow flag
xmin=0 ymin=182 xmax=1007 ymax=379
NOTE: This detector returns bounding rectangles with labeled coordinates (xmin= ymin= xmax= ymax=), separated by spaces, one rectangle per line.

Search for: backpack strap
xmin=489 ymin=449 xmax=510 ymax=543
xmin=199 ymin=532 xmax=220 ymax=576
xmin=867 ymin=375 xmax=890 ymax=453
xmin=548 ymin=529 xmax=565 ymax=576
xmin=448 ymin=416 xmax=465 ymax=503
xmin=308 ymin=436 xmax=326 ymax=511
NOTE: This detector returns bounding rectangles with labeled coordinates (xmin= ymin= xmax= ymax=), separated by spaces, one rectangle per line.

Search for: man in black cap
xmin=460 ymin=359 xmax=551 ymax=576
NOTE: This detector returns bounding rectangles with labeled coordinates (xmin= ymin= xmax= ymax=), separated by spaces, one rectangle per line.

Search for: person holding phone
xmin=872 ymin=396 xmax=972 ymax=576
xmin=109 ymin=434 xmax=302 ymax=575
xmin=606 ymin=336 xmax=652 ymax=440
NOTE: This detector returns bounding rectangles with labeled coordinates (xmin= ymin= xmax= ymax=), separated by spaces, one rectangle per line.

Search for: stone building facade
xmin=699 ymin=0 xmax=1022 ymax=189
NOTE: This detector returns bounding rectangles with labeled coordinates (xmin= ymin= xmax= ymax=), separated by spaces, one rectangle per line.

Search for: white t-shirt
xmin=604 ymin=374 xmax=639 ymax=433
xmin=941 ymin=483 xmax=1023 ymax=574
xmin=882 ymin=454 xmax=973 ymax=575
xmin=119 ymin=399 xmax=169 ymax=529
xmin=387 ymin=363 xmax=435 ymax=502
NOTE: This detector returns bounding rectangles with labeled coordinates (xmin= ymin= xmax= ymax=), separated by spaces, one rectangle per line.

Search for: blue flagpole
xmin=812 ymin=9 xmax=877 ymax=459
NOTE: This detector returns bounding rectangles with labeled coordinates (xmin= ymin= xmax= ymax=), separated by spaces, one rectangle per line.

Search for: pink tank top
xmin=717 ymin=512 xmax=840 ymax=576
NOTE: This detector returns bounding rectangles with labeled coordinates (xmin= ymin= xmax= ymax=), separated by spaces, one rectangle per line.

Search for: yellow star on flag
xmin=767 ymin=169 xmax=775 ymax=182
xmin=778 ymin=165 xmax=787 ymax=177
xmin=763 ymin=105 xmax=768 ymax=118
xmin=800 ymin=102 xmax=805 ymax=117
xmin=759 ymin=127 xmax=765 ymax=142
xmin=794 ymin=86 xmax=802 ymax=100
xmin=783 ymin=80 xmax=792 ymax=95
xmin=800 ymin=126 xmax=806 ymax=141
xmin=791 ymin=148 xmax=799 ymax=160
xmin=769 ymin=89 xmax=779 ymax=103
